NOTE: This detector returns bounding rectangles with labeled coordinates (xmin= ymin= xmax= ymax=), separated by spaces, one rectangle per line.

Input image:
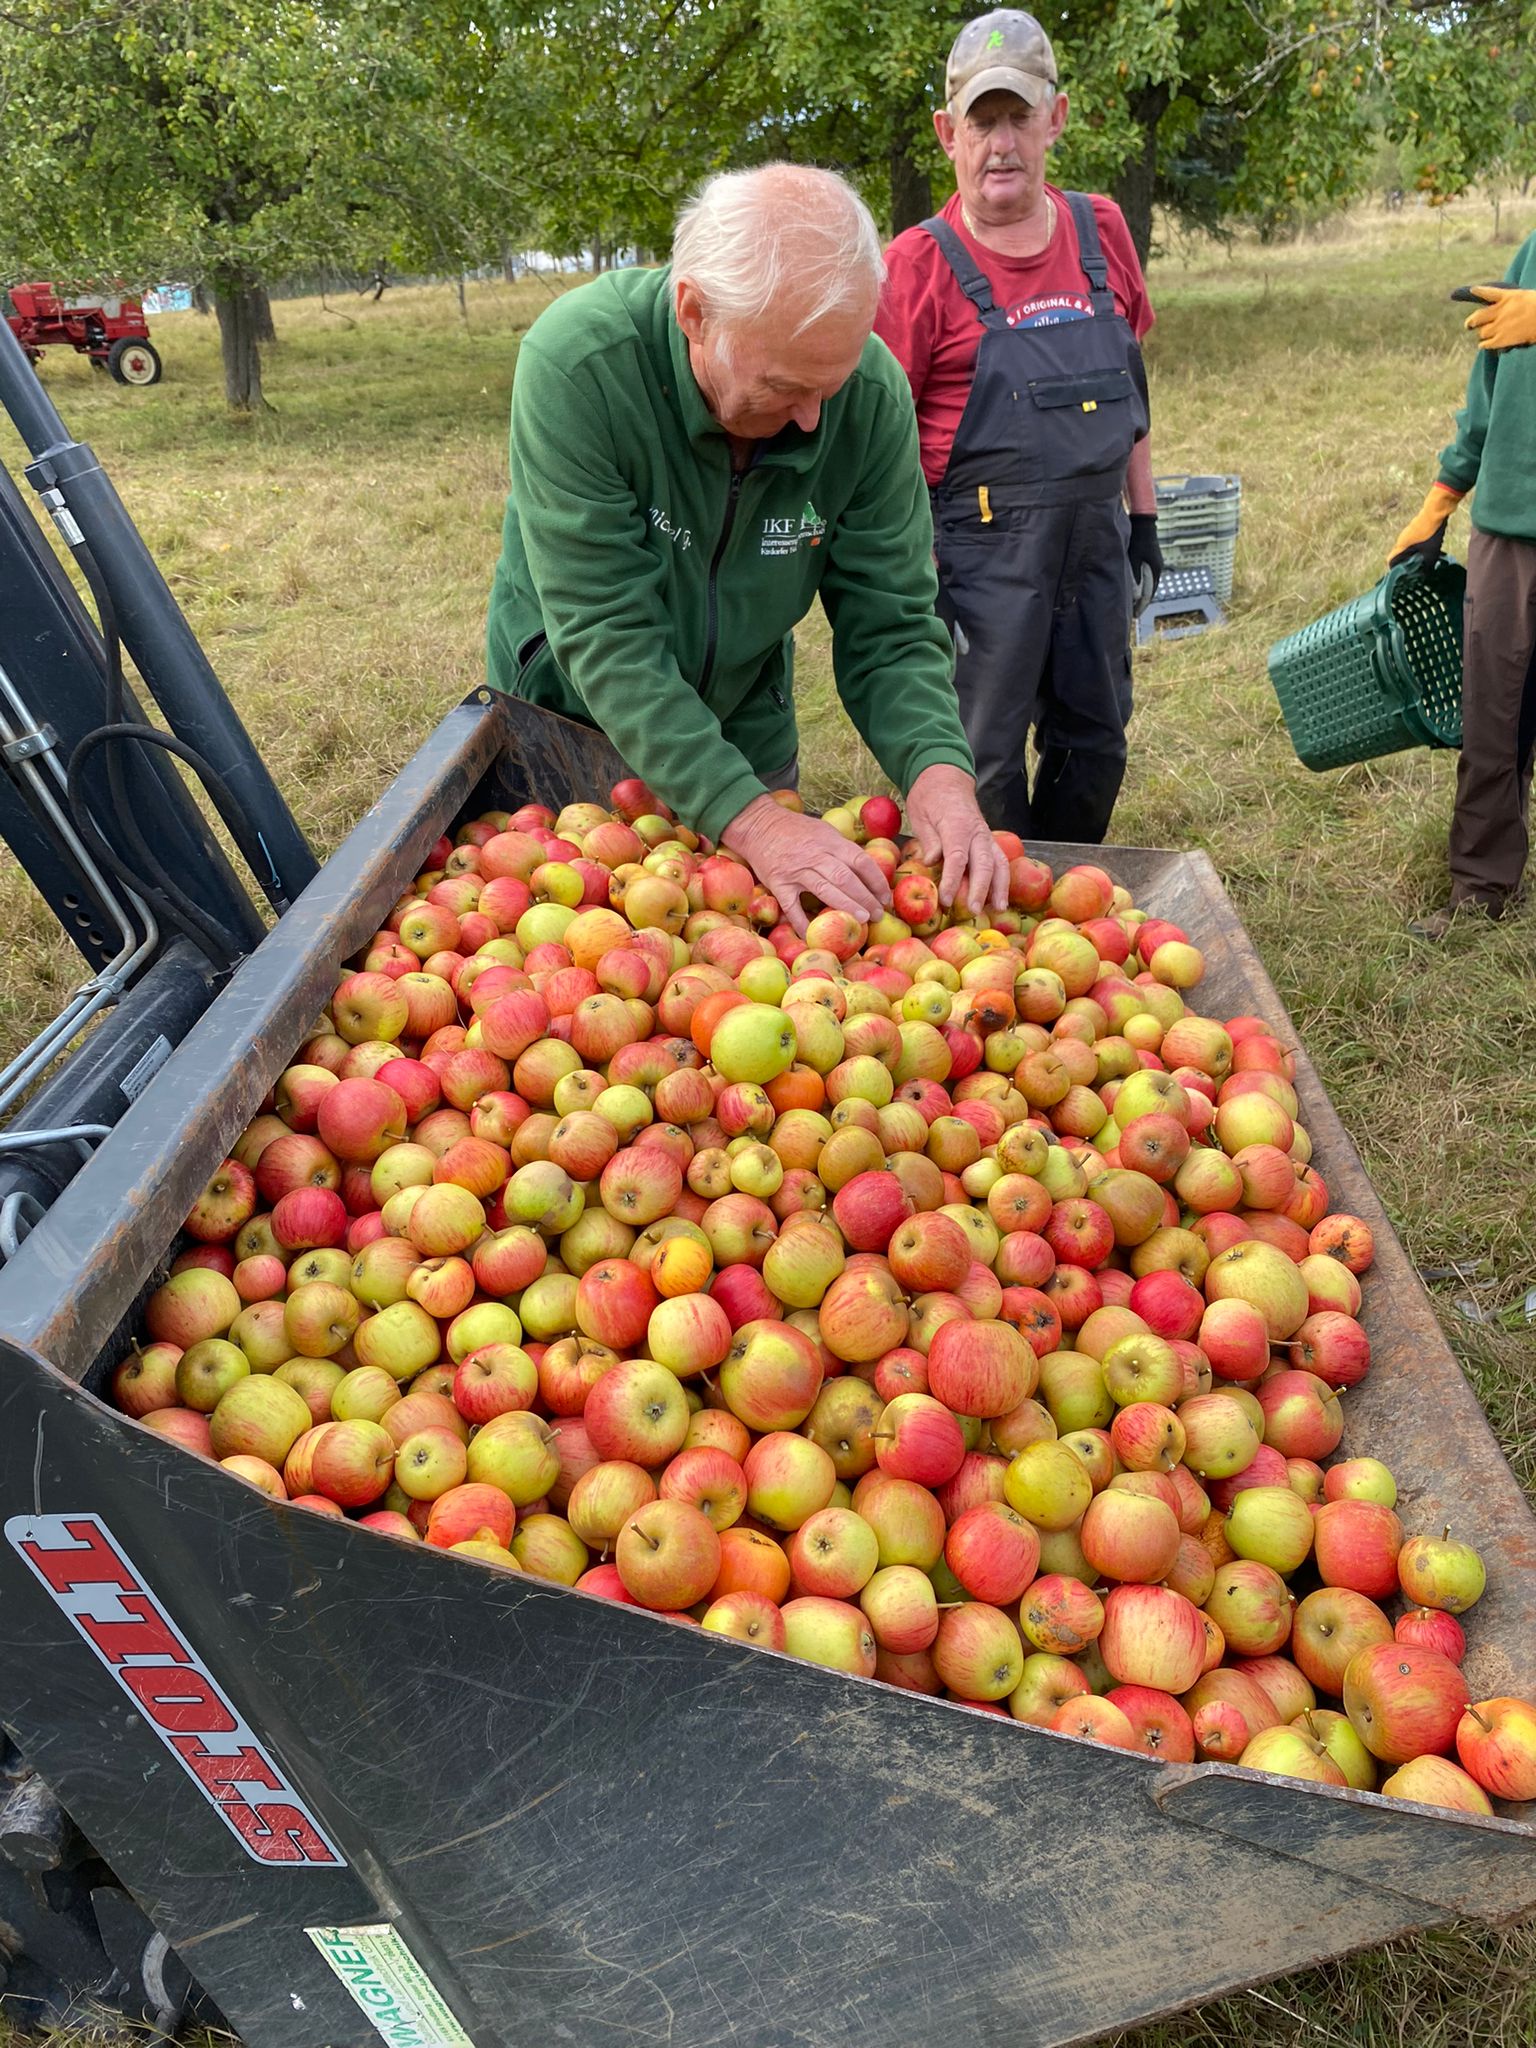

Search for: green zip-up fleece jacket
xmin=1438 ymin=229 xmax=1536 ymax=540
xmin=485 ymin=266 xmax=974 ymax=844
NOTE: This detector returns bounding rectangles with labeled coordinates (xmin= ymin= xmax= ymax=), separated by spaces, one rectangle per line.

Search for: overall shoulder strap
xmin=1062 ymin=192 xmax=1116 ymax=314
xmin=920 ymin=216 xmax=1003 ymax=322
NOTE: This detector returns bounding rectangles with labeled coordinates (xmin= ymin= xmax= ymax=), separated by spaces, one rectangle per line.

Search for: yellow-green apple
xmin=1238 ymin=1724 xmax=1346 ymax=1785
xmin=393 ymin=1427 xmax=469 ymax=1500
xmin=1300 ymin=1707 xmax=1377 ymax=1790
xmin=503 ymin=1160 xmax=582 ymax=1234
xmin=646 ymin=1293 xmax=732 ymax=1379
xmin=567 ymin=1461 xmax=657 ymax=1549
xmin=801 ymin=1376 xmax=882 ymax=1482
xmin=850 ymin=1472 xmax=947 ymax=1569
xmin=1035 ymin=1350 xmax=1113 ymax=1433
xmin=175 ymin=1339 xmax=250 ymax=1412
xmin=1323 ymin=1457 xmax=1396 ymax=1507
xmin=466 ymin=1411 xmax=561 ymax=1503
xmin=1205 ymin=1559 xmax=1293 ymax=1657
xmin=330 ymin=1365 xmax=402 ymax=1425
xmin=1100 ymin=1332 xmax=1183 ymax=1408
xmin=1205 ymin=1240 xmax=1309 ymax=1340
xmin=509 ymin=1512 xmax=588 ymax=1585
xmin=1297 ymin=1252 xmax=1362 ymax=1317
xmin=1380 ymin=1754 xmax=1493 ymax=1812
xmin=1003 ymin=1440 xmax=1093 ymax=1531
xmin=858 ymin=1564 xmax=939 ymax=1652
xmin=743 ymin=1431 xmax=837 ymax=1531
xmin=1397 ymin=1528 xmax=1487 ymax=1614
xmin=272 ymin=1359 xmax=344 ymax=1426
xmin=1008 ymin=1652 xmax=1090 ymax=1726
xmin=353 ymin=1300 xmax=441 ymax=1381
xmin=781 ymin=1595 xmax=878 ymax=1676
xmin=350 ymin=1235 xmax=422 ymax=1308
xmin=1225 ymin=1485 xmax=1315 ymax=1576
xmin=208 ymin=1375 xmax=312 ymax=1464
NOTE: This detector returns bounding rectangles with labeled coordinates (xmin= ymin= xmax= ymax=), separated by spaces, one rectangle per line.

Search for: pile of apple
xmin=111 ymin=781 xmax=1536 ymax=1816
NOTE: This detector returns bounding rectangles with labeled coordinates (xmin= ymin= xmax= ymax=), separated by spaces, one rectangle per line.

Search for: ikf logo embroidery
xmin=760 ymin=502 xmax=827 ymax=557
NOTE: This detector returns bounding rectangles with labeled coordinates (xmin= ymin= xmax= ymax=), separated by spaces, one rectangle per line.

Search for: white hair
xmin=673 ymin=164 xmax=885 ymax=337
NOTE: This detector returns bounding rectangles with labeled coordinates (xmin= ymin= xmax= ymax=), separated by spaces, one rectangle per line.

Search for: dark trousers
xmin=935 ymin=495 xmax=1132 ymax=844
xmin=1450 ymin=527 xmax=1536 ymax=908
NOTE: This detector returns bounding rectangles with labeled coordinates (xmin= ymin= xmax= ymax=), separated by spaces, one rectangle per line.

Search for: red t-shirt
xmin=875 ymin=186 xmax=1154 ymax=487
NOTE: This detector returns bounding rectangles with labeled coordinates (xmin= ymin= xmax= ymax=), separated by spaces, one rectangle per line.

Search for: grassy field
xmin=3 ymin=193 xmax=1536 ymax=2046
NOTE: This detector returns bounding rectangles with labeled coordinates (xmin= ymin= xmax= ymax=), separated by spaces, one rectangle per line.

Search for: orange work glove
xmin=1465 ymin=285 xmax=1536 ymax=352
xmin=1389 ymin=483 xmax=1464 ymax=570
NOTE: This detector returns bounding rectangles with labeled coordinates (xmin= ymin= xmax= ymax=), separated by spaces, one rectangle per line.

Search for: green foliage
xmin=0 ymin=0 xmax=507 ymax=288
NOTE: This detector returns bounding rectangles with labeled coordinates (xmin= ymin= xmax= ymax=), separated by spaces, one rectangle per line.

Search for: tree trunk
xmin=889 ymin=98 xmax=934 ymax=236
xmin=593 ymin=233 xmax=605 ymax=274
xmin=191 ymin=281 xmax=211 ymax=316
xmin=456 ymin=272 xmax=469 ymax=324
xmin=1111 ymin=82 xmax=1172 ymax=269
xmin=500 ymin=243 xmax=519 ymax=284
xmin=252 ymin=285 xmax=276 ymax=345
xmin=212 ymin=273 xmax=267 ymax=411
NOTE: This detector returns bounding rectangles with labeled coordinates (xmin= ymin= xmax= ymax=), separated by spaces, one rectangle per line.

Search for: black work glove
xmin=1128 ymin=513 xmax=1163 ymax=616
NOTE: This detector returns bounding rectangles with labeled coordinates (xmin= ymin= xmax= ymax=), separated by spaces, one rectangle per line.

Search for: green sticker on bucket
xmin=308 ymin=1924 xmax=475 ymax=2048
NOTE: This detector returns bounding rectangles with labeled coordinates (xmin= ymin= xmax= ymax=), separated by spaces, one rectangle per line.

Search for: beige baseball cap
xmin=945 ymin=10 xmax=1058 ymax=116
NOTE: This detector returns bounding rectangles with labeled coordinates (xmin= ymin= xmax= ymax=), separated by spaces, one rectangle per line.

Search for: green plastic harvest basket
xmin=1267 ymin=557 xmax=1466 ymax=771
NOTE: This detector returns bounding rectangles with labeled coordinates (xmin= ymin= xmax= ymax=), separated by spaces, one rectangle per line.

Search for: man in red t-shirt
xmin=875 ymin=10 xmax=1158 ymax=843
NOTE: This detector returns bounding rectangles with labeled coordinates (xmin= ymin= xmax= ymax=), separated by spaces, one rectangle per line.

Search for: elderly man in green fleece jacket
xmin=486 ymin=163 xmax=1008 ymax=936
xmin=1390 ymin=236 xmax=1536 ymax=940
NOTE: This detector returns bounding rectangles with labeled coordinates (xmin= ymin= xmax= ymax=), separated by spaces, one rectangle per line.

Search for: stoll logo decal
xmin=6 ymin=1513 xmax=344 ymax=1867
xmin=761 ymin=501 xmax=827 ymax=557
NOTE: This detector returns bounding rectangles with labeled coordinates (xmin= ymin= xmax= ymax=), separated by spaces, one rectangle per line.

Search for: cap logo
xmin=987 ymin=27 xmax=1005 ymax=45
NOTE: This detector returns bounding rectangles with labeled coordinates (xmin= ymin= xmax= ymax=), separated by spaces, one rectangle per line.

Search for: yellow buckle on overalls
xmin=978 ymin=485 xmax=993 ymax=524
xmin=1082 ymin=399 xmax=1098 ymax=413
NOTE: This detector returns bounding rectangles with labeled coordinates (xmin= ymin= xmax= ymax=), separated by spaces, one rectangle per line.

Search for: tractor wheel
xmin=106 ymin=338 xmax=161 ymax=386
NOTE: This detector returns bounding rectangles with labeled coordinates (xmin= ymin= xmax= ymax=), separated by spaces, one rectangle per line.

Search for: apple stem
xmin=1441 ymin=1524 xmax=1451 ymax=1543
xmin=1467 ymin=1705 xmax=1492 ymax=1731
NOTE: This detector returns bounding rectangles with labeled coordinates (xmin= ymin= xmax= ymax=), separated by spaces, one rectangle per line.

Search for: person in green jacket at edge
xmin=1391 ymin=245 xmax=1536 ymax=941
xmin=486 ymin=162 xmax=1008 ymax=937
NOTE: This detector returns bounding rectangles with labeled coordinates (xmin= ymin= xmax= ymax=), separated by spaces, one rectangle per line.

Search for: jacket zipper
xmin=698 ymin=465 xmax=745 ymax=697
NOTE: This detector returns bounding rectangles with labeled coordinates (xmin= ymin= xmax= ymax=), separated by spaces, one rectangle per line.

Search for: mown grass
xmin=2 ymin=194 xmax=1535 ymax=2046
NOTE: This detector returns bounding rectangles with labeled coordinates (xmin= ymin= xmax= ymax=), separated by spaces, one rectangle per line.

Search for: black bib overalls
xmin=923 ymin=195 xmax=1150 ymax=841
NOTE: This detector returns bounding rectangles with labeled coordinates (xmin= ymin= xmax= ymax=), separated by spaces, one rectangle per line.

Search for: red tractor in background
xmin=3 ymin=283 xmax=162 ymax=384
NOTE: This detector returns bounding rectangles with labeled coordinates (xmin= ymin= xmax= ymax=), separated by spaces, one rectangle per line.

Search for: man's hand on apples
xmin=722 ymin=794 xmax=891 ymax=939
xmin=904 ymin=764 xmax=1008 ymax=919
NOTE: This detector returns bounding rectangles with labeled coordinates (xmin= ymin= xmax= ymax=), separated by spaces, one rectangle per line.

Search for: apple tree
xmin=0 ymin=0 xmax=508 ymax=409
